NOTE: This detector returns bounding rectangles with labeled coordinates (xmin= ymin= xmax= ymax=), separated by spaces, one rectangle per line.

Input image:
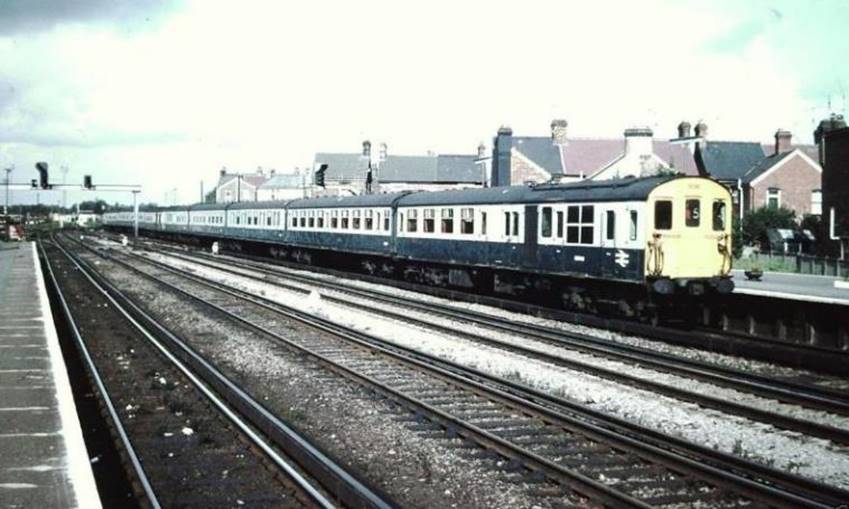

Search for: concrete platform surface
xmin=731 ymin=268 xmax=849 ymax=305
xmin=0 ymin=242 xmax=100 ymax=508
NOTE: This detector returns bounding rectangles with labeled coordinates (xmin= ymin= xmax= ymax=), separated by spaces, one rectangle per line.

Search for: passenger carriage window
xmin=352 ymin=210 xmax=361 ymax=230
xmin=291 ymin=215 xmax=297 ymax=227
xmin=504 ymin=212 xmax=510 ymax=236
xmin=424 ymin=209 xmax=436 ymax=233
xmin=460 ymin=208 xmax=474 ymax=234
xmin=511 ymin=211 xmax=520 ymax=236
xmin=441 ymin=209 xmax=454 ymax=234
xmin=541 ymin=207 xmax=552 ymax=238
xmin=267 ymin=216 xmax=272 ymax=226
xmin=480 ymin=211 xmax=487 ymax=236
xmin=331 ymin=210 xmax=339 ymax=229
xmin=630 ymin=211 xmax=638 ymax=241
xmin=556 ymin=211 xmax=564 ymax=238
xmin=308 ymin=213 xmax=315 ymax=228
xmin=384 ymin=214 xmax=390 ymax=231
xmin=236 ymin=216 xmax=241 ymax=225
xmin=654 ymin=201 xmax=672 ymax=230
xmin=365 ymin=210 xmax=374 ymax=230
xmin=300 ymin=215 xmax=306 ymax=228
xmin=317 ymin=214 xmax=324 ymax=228
xmin=605 ymin=211 xmax=615 ymax=241
xmin=685 ymin=199 xmax=700 ymax=227
xmin=713 ymin=200 xmax=727 ymax=231
xmin=341 ymin=210 xmax=349 ymax=229
xmin=407 ymin=209 xmax=418 ymax=232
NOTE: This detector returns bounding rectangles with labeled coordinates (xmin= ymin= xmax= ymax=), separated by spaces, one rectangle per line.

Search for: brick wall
xmin=510 ymin=152 xmax=550 ymax=185
xmin=750 ymin=152 xmax=821 ymax=217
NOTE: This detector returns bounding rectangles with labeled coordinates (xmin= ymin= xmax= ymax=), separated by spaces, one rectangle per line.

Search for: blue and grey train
xmin=104 ymin=175 xmax=734 ymax=314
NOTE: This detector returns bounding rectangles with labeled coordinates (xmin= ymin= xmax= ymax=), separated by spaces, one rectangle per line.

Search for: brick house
xmin=816 ymin=114 xmax=849 ymax=258
xmin=313 ymin=141 xmax=485 ymax=196
xmin=673 ymin=124 xmax=822 ymax=222
xmin=490 ymin=120 xmax=698 ymax=187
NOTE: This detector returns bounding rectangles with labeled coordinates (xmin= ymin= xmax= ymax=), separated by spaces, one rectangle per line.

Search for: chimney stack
xmin=694 ymin=122 xmax=708 ymax=138
xmin=677 ymin=121 xmax=691 ymax=138
xmin=814 ymin=114 xmax=847 ymax=165
xmin=477 ymin=142 xmax=487 ymax=159
xmin=379 ymin=142 xmax=387 ymax=163
xmin=774 ymin=129 xmax=792 ymax=155
xmin=220 ymin=167 xmax=226 ymax=177
xmin=624 ymin=127 xmax=653 ymax=156
xmin=362 ymin=140 xmax=372 ymax=157
xmin=550 ymin=119 xmax=568 ymax=145
xmin=492 ymin=126 xmax=513 ymax=187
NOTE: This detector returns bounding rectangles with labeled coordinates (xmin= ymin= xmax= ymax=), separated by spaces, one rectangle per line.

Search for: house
xmin=490 ymin=120 xmax=698 ymax=187
xmin=256 ymin=173 xmax=308 ymax=201
xmin=816 ymin=114 xmax=849 ymax=258
xmin=313 ymin=141 xmax=485 ymax=196
xmin=213 ymin=168 xmax=271 ymax=203
xmin=680 ymin=124 xmax=823 ymax=222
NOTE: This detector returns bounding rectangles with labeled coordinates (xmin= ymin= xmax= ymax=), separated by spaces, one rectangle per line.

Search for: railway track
xmin=43 ymin=237 xmax=393 ymax=509
xmin=126 ymin=241 xmax=849 ymax=446
xmin=66 ymin=233 xmax=849 ymax=508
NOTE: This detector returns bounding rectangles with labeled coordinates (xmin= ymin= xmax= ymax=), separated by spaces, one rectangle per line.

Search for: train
xmin=103 ymin=175 xmax=734 ymax=318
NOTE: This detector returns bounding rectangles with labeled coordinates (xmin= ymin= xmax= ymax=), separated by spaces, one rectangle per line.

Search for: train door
xmin=522 ymin=205 xmax=538 ymax=267
xmin=599 ymin=207 xmax=618 ymax=277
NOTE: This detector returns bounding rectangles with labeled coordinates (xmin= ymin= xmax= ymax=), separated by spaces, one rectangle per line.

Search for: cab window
xmin=655 ymin=201 xmax=672 ymax=230
xmin=713 ymin=200 xmax=727 ymax=231
xmin=685 ymin=199 xmax=700 ymax=227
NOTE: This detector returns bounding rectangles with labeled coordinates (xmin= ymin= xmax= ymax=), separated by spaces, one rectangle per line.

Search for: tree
xmin=741 ymin=206 xmax=796 ymax=248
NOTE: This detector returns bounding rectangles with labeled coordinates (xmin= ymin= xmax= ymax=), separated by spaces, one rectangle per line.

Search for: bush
xmin=741 ymin=206 xmax=796 ymax=247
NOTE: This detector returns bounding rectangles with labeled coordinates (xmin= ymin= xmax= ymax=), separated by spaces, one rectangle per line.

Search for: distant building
xmin=490 ymin=120 xmax=697 ymax=187
xmin=213 ymin=168 xmax=271 ymax=203
xmin=674 ymin=123 xmax=823 ymax=221
xmin=816 ymin=114 xmax=849 ymax=258
xmin=256 ymin=173 xmax=308 ymax=201
xmin=313 ymin=141 xmax=485 ymax=196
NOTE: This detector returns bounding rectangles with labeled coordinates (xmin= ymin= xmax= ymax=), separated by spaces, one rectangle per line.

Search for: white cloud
xmin=0 ymin=0 xmax=838 ymax=206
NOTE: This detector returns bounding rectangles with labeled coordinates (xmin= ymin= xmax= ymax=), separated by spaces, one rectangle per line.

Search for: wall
xmin=216 ymin=178 xmax=256 ymax=203
xmin=510 ymin=151 xmax=550 ymax=185
xmin=256 ymin=188 xmax=305 ymax=201
xmin=750 ymin=152 xmax=821 ymax=217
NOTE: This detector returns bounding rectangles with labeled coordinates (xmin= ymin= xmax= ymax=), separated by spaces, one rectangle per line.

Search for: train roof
xmin=227 ymin=199 xmax=295 ymax=211
xmin=190 ymin=202 xmax=229 ymax=211
xmin=287 ymin=192 xmax=412 ymax=209
xmin=397 ymin=175 xmax=678 ymax=207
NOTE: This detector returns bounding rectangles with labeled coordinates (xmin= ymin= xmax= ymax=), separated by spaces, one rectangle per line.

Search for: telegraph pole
xmin=60 ymin=165 xmax=69 ymax=209
xmin=3 ymin=166 xmax=12 ymax=216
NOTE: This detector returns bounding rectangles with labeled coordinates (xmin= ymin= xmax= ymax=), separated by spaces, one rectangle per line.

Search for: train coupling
xmin=651 ymin=276 xmax=734 ymax=296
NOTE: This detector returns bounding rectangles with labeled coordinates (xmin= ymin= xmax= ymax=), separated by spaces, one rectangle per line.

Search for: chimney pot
xmin=362 ymin=140 xmax=371 ymax=157
xmin=695 ymin=122 xmax=708 ymax=138
xmin=379 ymin=142 xmax=387 ymax=162
xmin=774 ymin=129 xmax=792 ymax=155
xmin=550 ymin=119 xmax=568 ymax=145
xmin=677 ymin=121 xmax=691 ymax=138
xmin=477 ymin=142 xmax=487 ymax=159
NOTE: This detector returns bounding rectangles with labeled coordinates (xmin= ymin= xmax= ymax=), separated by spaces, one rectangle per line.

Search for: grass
xmin=733 ymin=255 xmax=798 ymax=274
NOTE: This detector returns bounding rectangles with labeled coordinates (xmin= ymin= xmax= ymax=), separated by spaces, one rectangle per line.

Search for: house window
xmin=541 ymin=207 xmax=552 ymax=238
xmin=605 ymin=210 xmax=615 ymax=240
xmin=441 ymin=209 xmax=454 ymax=233
xmin=811 ymin=190 xmax=822 ymax=215
xmin=654 ymin=201 xmax=672 ymax=230
xmin=565 ymin=205 xmax=594 ymax=244
xmin=460 ymin=208 xmax=474 ymax=234
xmin=423 ymin=209 xmax=436 ymax=233
xmin=713 ymin=200 xmax=727 ymax=231
xmin=685 ymin=199 xmax=700 ymax=227
xmin=767 ymin=188 xmax=781 ymax=209
xmin=407 ymin=209 xmax=418 ymax=232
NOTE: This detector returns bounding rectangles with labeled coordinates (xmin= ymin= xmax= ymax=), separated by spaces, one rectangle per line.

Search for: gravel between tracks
xmin=92 ymin=254 xmax=564 ymax=509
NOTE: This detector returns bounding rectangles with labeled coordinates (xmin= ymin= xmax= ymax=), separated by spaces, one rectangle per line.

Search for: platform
xmin=731 ymin=268 xmax=849 ymax=305
xmin=0 ymin=242 xmax=100 ymax=508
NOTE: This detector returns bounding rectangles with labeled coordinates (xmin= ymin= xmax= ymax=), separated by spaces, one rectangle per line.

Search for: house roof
xmin=314 ymin=152 xmax=482 ymax=184
xmin=560 ymin=138 xmax=699 ymax=177
xmin=379 ymin=154 xmax=481 ymax=183
xmin=512 ymin=137 xmax=564 ymax=174
xmin=216 ymin=172 xmax=269 ymax=188
xmin=741 ymin=150 xmax=797 ymax=184
xmin=761 ymin=143 xmax=818 ymax=161
xmin=696 ymin=141 xmax=766 ymax=181
xmin=259 ymin=174 xmax=303 ymax=189
xmin=313 ymin=153 xmax=370 ymax=181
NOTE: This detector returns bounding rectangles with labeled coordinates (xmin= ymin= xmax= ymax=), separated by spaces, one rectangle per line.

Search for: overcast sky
xmin=1 ymin=0 xmax=848 ymax=207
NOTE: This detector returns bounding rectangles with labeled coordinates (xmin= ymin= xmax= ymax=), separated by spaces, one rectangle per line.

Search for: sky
xmin=1 ymin=0 xmax=848 ymax=207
